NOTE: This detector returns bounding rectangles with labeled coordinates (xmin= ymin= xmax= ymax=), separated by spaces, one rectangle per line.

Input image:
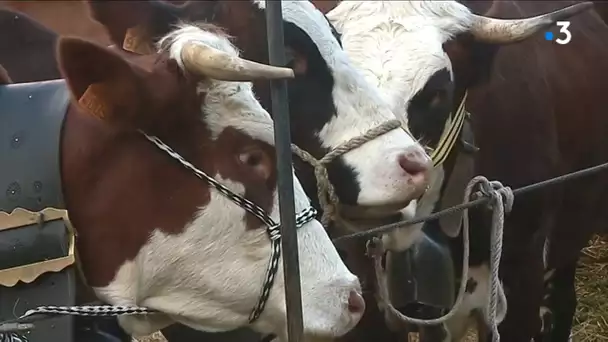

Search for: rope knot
xmin=466 ymin=176 xmax=511 ymax=342
xmin=476 ymin=177 xmax=514 ymax=214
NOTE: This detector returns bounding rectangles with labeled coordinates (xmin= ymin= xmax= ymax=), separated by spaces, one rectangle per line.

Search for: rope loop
xmin=477 ymin=178 xmax=514 ymax=213
xmin=467 ymin=176 xmax=513 ymax=342
xmin=366 ymin=175 xmax=512 ymax=341
xmin=291 ymin=119 xmax=403 ymax=227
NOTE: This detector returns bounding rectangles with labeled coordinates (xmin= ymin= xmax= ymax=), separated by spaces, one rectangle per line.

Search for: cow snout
xmin=398 ymin=146 xmax=432 ymax=187
xmin=347 ymin=290 xmax=365 ymax=314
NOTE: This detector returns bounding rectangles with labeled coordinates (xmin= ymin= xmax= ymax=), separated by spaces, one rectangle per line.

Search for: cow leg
xmin=445 ymin=309 xmax=470 ymax=342
xmin=546 ymin=262 xmax=578 ymax=342
xmin=498 ymin=248 xmax=545 ymax=342
xmin=445 ymin=264 xmax=509 ymax=342
xmin=472 ymin=310 xmax=492 ymax=342
xmin=535 ymin=268 xmax=555 ymax=342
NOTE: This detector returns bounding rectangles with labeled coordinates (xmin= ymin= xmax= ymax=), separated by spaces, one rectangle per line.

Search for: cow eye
xmin=239 ymin=150 xmax=263 ymax=167
xmin=237 ymin=148 xmax=272 ymax=180
xmin=427 ymin=89 xmax=446 ymax=108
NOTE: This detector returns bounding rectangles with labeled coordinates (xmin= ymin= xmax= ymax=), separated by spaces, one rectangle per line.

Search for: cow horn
xmin=469 ymin=2 xmax=593 ymax=44
xmin=180 ymin=42 xmax=294 ymax=81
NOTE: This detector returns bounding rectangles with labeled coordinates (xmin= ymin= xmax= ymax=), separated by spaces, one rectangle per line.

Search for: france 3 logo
xmin=544 ymin=21 xmax=572 ymax=45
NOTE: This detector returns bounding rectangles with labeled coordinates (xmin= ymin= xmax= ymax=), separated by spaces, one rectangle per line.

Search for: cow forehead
xmin=358 ymin=28 xmax=453 ymax=109
xmin=254 ymin=0 xmax=343 ymax=69
xmin=159 ymin=25 xmax=276 ymax=146
xmin=329 ymin=1 xmax=474 ymax=34
xmin=327 ymin=1 xmax=473 ymax=109
xmin=199 ymin=80 xmax=275 ymax=146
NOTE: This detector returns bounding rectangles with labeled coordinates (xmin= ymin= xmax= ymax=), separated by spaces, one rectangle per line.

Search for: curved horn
xmin=180 ymin=42 xmax=294 ymax=81
xmin=469 ymin=2 xmax=593 ymax=44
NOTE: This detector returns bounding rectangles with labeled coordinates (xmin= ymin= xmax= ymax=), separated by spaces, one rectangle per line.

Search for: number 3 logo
xmin=556 ymin=21 xmax=572 ymax=45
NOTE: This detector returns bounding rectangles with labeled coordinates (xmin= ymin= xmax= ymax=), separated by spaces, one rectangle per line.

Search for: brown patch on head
xmin=57 ymin=36 xmax=200 ymax=135
xmin=310 ymin=0 xmax=340 ymax=15
xmin=213 ymin=127 xmax=278 ymax=230
xmin=57 ymin=35 xmax=281 ymax=287
xmin=0 ymin=64 xmax=12 ymax=84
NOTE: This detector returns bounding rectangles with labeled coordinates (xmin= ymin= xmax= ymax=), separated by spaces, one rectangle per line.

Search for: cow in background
xmin=323 ymin=0 xmax=605 ymax=341
xmin=592 ymin=1 xmax=608 ymax=24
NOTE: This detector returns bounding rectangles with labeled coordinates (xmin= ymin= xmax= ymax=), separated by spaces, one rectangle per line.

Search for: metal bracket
xmin=0 ymin=207 xmax=75 ymax=287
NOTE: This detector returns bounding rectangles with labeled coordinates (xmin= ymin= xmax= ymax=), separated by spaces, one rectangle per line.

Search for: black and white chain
xmin=0 ymin=332 xmax=28 ymax=342
xmin=13 ymin=305 xmax=154 ymax=319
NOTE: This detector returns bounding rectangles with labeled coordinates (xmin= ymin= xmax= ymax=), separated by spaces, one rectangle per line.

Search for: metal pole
xmin=265 ymin=1 xmax=304 ymax=342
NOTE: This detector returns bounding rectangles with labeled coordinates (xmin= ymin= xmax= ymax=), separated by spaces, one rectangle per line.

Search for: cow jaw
xmin=333 ymin=166 xmax=444 ymax=252
xmin=92 ymin=175 xmax=362 ymax=338
xmin=381 ymin=167 xmax=445 ymax=252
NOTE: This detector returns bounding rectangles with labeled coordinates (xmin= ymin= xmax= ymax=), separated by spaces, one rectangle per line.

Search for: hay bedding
xmin=134 ymin=236 xmax=608 ymax=342
xmin=572 ymin=235 xmax=608 ymax=342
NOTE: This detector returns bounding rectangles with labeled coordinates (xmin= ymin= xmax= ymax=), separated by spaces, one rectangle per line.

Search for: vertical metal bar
xmin=265 ymin=1 xmax=304 ymax=342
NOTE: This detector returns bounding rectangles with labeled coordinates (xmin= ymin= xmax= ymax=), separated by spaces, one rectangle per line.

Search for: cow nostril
xmin=347 ymin=290 xmax=365 ymax=314
xmin=398 ymin=148 xmax=431 ymax=176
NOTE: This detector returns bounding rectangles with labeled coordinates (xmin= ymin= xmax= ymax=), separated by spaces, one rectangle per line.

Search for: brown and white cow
xmin=4 ymin=25 xmax=366 ymax=340
xmin=321 ymin=1 xmax=593 ymax=341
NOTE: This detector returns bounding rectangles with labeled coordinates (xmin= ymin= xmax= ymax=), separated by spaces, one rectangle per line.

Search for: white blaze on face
xmin=93 ymin=26 xmax=362 ymax=339
xmin=254 ymin=0 xmax=432 ymax=208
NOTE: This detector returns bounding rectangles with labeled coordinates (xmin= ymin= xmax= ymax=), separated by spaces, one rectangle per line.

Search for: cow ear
xmin=0 ymin=65 xmax=11 ymax=85
xmin=57 ymin=37 xmax=143 ymax=126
